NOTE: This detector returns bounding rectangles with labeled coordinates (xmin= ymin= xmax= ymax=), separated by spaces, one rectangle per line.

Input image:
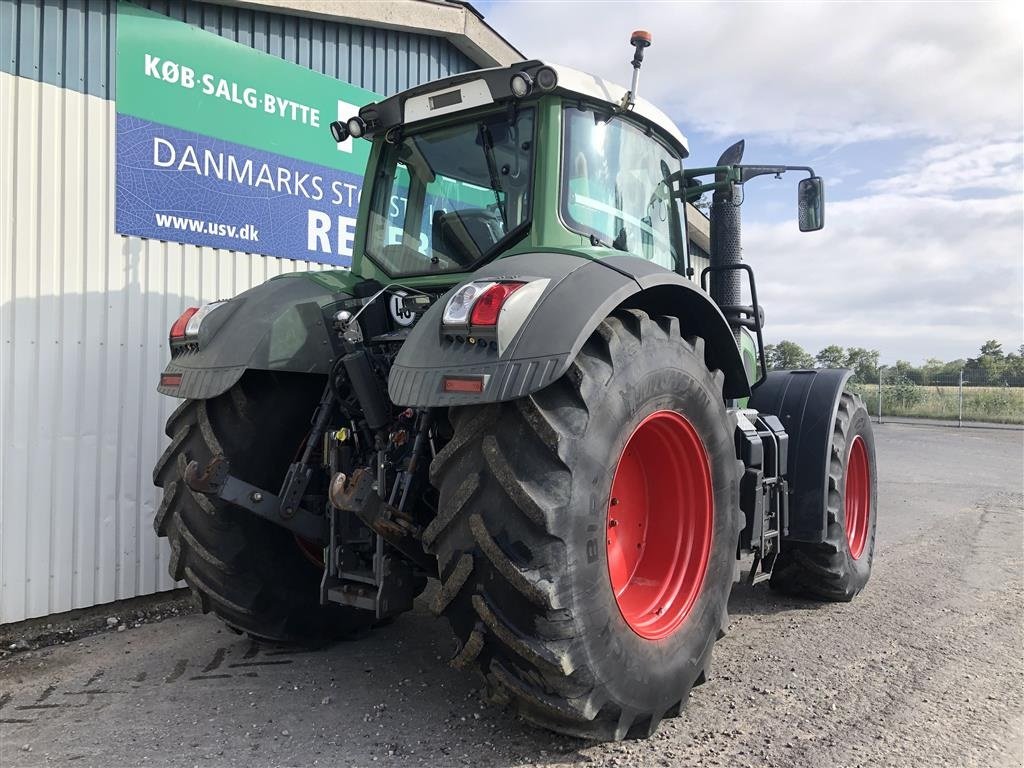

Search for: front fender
xmin=158 ymin=272 xmax=360 ymax=400
xmin=387 ymin=252 xmax=749 ymax=407
xmin=748 ymin=368 xmax=853 ymax=543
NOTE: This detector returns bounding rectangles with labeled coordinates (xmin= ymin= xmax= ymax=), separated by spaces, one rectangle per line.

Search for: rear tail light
xmin=169 ymin=301 xmax=227 ymax=344
xmin=469 ymin=282 xmax=525 ymax=326
xmin=169 ymin=307 xmax=199 ymax=342
xmin=441 ymin=279 xmax=549 ymax=355
xmin=442 ymin=282 xmax=494 ymax=327
xmin=442 ymin=281 xmax=527 ymax=329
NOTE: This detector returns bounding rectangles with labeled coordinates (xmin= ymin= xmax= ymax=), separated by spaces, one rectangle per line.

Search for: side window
xmin=562 ymin=109 xmax=682 ymax=269
xmin=385 ymin=164 xmax=412 ymax=248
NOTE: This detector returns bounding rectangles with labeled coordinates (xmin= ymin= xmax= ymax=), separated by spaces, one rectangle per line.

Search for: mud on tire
xmin=428 ymin=310 xmax=743 ymax=739
xmin=152 ymin=373 xmax=373 ymax=643
xmin=770 ymin=392 xmax=877 ymax=601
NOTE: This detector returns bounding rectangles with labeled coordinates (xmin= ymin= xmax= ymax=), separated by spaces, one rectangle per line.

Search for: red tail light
xmin=469 ymin=282 xmax=525 ymax=327
xmin=169 ymin=307 xmax=199 ymax=341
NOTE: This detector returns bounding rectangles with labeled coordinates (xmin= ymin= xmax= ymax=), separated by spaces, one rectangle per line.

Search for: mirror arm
xmin=676 ymin=180 xmax=730 ymax=202
xmin=738 ymin=164 xmax=815 ymax=183
xmin=671 ymin=166 xmax=741 ymax=202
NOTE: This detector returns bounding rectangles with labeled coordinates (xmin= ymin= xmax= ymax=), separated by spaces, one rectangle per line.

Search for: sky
xmin=477 ymin=0 xmax=1023 ymax=364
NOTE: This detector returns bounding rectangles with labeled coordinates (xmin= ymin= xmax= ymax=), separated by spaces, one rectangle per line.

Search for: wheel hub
xmin=606 ymin=410 xmax=713 ymax=640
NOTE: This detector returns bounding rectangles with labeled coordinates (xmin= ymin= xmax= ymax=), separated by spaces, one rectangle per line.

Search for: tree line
xmin=764 ymin=340 xmax=1024 ymax=385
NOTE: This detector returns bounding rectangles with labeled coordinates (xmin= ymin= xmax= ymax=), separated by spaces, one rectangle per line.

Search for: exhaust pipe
xmin=709 ymin=140 xmax=745 ymax=343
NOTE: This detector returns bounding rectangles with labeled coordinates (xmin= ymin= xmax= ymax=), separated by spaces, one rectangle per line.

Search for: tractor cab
xmin=331 ymin=59 xmax=694 ymax=284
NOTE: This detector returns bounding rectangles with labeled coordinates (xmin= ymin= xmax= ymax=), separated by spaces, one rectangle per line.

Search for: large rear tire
xmin=770 ymin=392 xmax=877 ymax=600
xmin=428 ymin=310 xmax=743 ymax=739
xmin=152 ymin=373 xmax=373 ymax=643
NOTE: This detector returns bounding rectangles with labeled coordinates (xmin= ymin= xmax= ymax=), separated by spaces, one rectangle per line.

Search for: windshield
xmin=365 ymin=108 xmax=535 ymax=277
xmin=561 ymin=108 xmax=684 ymax=270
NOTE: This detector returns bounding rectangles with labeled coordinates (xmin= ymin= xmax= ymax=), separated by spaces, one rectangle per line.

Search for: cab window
xmin=561 ymin=108 xmax=684 ymax=270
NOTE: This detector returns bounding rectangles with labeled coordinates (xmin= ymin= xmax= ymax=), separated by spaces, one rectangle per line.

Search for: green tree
xmin=1004 ymin=352 xmax=1024 ymax=380
xmin=980 ymin=340 xmax=1004 ymax=359
xmin=920 ymin=358 xmax=945 ymax=384
xmin=815 ymin=344 xmax=847 ymax=368
xmin=845 ymin=347 xmax=880 ymax=383
xmin=765 ymin=340 xmax=815 ymax=370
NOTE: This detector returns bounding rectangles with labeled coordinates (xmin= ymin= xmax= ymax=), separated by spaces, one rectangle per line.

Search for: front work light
xmin=535 ymin=66 xmax=558 ymax=91
xmin=329 ymin=120 xmax=349 ymax=143
xmin=510 ymin=72 xmax=533 ymax=98
xmin=346 ymin=116 xmax=366 ymax=138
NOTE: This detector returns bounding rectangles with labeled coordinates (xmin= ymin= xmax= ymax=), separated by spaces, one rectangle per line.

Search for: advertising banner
xmin=115 ymin=2 xmax=378 ymax=266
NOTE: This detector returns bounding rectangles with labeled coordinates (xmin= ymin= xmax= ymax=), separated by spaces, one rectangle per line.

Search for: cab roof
xmin=356 ymin=60 xmax=690 ymax=158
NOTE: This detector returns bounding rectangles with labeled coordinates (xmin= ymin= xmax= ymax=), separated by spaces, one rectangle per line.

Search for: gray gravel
xmin=1 ymin=423 xmax=1021 ymax=767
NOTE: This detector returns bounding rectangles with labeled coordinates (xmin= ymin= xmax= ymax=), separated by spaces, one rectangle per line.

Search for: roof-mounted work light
xmin=329 ymin=120 xmax=350 ymax=143
xmin=510 ymin=71 xmax=533 ymax=98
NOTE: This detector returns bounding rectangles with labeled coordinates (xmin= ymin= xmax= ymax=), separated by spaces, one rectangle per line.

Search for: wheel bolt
xmin=610 ymin=497 xmax=619 ymax=506
xmin=608 ymin=518 xmax=618 ymax=528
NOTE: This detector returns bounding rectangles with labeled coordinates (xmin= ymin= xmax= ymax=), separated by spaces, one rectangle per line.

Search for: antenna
xmin=621 ymin=30 xmax=652 ymax=110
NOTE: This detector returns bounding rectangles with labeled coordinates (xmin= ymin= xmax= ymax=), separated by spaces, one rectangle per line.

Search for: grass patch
xmin=850 ymin=383 xmax=1024 ymax=425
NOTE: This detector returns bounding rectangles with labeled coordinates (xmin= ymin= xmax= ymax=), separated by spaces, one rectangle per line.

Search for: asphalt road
xmin=1 ymin=423 xmax=1022 ymax=767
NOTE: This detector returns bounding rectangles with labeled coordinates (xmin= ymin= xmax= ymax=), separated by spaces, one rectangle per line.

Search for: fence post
xmin=877 ymin=366 xmax=883 ymax=424
xmin=958 ymin=368 xmax=964 ymax=428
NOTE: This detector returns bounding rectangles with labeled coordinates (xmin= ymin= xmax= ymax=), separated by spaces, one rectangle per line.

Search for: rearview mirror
xmin=798 ymin=176 xmax=824 ymax=232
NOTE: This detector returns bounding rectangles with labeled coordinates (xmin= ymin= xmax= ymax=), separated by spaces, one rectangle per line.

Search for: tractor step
xmin=734 ymin=410 xmax=789 ymax=583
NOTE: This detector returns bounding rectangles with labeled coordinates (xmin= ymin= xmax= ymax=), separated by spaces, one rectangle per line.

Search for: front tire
xmin=428 ymin=310 xmax=743 ymax=739
xmin=770 ymin=392 xmax=878 ymax=600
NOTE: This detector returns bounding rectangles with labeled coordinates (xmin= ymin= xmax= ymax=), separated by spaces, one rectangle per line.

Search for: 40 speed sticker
xmin=389 ymin=291 xmax=416 ymax=327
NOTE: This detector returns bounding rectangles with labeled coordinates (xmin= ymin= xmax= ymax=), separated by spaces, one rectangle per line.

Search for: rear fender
xmin=158 ymin=272 xmax=360 ymax=400
xmin=748 ymin=368 xmax=853 ymax=543
xmin=387 ymin=252 xmax=749 ymax=407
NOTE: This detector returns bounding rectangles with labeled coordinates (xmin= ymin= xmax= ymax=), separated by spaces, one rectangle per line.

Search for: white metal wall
xmin=0 ymin=0 xmax=487 ymax=625
xmin=0 ymin=71 xmax=327 ymax=623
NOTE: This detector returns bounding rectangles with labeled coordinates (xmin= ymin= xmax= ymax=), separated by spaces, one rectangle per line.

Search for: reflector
xmin=442 ymin=376 xmax=485 ymax=393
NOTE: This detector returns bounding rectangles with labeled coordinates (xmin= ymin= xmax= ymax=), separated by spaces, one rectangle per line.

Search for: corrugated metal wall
xmin=1 ymin=0 xmax=475 ymax=98
xmin=0 ymin=0 xmax=480 ymax=624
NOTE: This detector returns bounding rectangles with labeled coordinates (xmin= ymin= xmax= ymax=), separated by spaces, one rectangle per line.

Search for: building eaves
xmin=217 ymin=0 xmax=525 ymax=67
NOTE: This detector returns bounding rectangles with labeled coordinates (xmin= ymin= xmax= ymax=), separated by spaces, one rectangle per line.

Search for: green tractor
xmin=153 ymin=33 xmax=876 ymax=739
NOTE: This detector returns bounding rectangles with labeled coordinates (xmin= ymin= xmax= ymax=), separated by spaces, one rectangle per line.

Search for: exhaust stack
xmin=710 ymin=140 xmax=746 ymax=343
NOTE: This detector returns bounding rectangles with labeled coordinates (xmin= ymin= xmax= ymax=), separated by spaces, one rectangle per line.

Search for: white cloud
xmin=487 ymin=1 xmax=1024 ymax=361
xmin=876 ymin=139 xmax=1023 ymax=197
xmin=489 ymin=1 xmax=1023 ymax=146
xmin=745 ymin=189 xmax=1024 ymax=361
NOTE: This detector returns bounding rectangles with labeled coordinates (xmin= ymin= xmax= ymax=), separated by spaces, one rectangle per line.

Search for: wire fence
xmin=847 ymin=370 xmax=1024 ymax=427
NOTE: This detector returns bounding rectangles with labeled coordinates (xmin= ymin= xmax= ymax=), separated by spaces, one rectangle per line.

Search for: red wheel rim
xmin=844 ymin=435 xmax=870 ymax=560
xmin=606 ymin=410 xmax=713 ymax=640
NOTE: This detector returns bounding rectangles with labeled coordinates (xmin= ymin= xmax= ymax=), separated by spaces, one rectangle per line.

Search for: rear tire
xmin=152 ymin=373 xmax=374 ymax=643
xmin=770 ymin=392 xmax=877 ymax=601
xmin=428 ymin=310 xmax=743 ymax=739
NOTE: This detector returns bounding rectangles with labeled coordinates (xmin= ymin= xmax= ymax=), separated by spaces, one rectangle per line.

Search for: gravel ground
xmin=1 ymin=423 xmax=1021 ymax=767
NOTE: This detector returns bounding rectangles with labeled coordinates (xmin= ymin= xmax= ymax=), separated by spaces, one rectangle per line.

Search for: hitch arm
xmin=184 ymin=456 xmax=327 ymax=542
